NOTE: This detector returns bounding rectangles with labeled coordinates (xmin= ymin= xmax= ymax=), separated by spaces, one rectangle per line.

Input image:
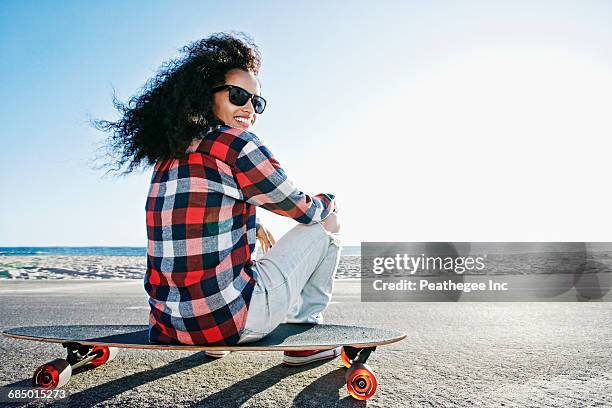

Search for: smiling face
xmin=212 ymin=69 xmax=261 ymax=131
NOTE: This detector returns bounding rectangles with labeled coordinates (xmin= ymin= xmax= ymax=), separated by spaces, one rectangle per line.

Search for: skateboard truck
xmin=31 ymin=343 xmax=119 ymax=389
xmin=64 ymin=342 xmax=118 ymax=368
xmin=342 ymin=346 xmax=376 ymax=365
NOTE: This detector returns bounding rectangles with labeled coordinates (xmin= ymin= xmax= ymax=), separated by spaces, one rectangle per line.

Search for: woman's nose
xmin=243 ymin=98 xmax=255 ymax=113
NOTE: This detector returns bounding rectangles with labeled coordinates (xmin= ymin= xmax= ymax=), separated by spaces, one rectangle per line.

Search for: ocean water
xmin=0 ymin=247 xmax=147 ymax=257
xmin=3 ymin=244 xmax=612 ymax=258
xmin=0 ymin=246 xmax=363 ymax=257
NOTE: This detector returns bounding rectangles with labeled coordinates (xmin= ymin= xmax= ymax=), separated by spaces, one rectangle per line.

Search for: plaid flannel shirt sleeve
xmin=233 ymin=134 xmax=335 ymax=224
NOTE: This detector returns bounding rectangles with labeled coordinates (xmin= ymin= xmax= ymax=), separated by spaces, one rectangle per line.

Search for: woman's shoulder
xmin=187 ymin=124 xmax=261 ymax=161
xmin=205 ymin=124 xmax=261 ymax=145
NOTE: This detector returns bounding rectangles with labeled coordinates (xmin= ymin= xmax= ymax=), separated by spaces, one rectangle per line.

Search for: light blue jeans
xmin=238 ymin=222 xmax=341 ymax=344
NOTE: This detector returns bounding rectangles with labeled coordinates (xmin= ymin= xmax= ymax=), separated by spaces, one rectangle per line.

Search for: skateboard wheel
xmin=32 ymin=359 xmax=72 ymax=389
xmin=345 ymin=363 xmax=377 ymax=400
xmin=90 ymin=346 xmax=118 ymax=366
xmin=340 ymin=348 xmax=352 ymax=368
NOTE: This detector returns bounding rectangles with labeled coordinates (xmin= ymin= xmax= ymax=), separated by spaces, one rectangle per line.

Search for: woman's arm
xmin=233 ymin=134 xmax=335 ymax=224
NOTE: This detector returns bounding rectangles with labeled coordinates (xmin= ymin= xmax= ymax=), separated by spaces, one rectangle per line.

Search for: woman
xmin=95 ymin=33 xmax=341 ymax=366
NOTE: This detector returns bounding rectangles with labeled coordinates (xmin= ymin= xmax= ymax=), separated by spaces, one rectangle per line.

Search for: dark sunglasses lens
xmin=252 ymin=96 xmax=266 ymax=114
xmin=227 ymin=87 xmax=266 ymax=114
xmin=228 ymin=87 xmax=250 ymax=106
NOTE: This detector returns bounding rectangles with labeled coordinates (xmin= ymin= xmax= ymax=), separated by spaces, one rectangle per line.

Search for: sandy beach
xmin=0 ymin=255 xmax=362 ymax=280
xmin=2 ymin=252 xmax=611 ymax=281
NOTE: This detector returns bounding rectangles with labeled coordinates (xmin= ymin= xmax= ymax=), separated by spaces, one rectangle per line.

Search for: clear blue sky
xmin=2 ymin=1 xmax=612 ymax=246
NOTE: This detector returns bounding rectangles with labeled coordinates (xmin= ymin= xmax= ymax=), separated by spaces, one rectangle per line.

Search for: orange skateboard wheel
xmin=90 ymin=346 xmax=118 ymax=366
xmin=32 ymin=358 xmax=72 ymax=389
xmin=345 ymin=363 xmax=377 ymax=400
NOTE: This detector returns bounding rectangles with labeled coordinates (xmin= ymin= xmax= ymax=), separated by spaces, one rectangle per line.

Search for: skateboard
xmin=2 ymin=323 xmax=406 ymax=400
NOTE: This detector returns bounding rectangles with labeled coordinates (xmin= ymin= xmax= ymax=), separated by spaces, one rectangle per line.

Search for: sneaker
xmin=282 ymin=347 xmax=342 ymax=366
xmin=205 ymin=350 xmax=230 ymax=358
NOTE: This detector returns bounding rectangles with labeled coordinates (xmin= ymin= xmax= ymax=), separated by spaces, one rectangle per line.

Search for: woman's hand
xmin=256 ymin=222 xmax=276 ymax=254
xmin=321 ymin=211 xmax=341 ymax=233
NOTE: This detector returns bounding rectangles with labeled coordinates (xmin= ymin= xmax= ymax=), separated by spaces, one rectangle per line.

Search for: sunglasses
xmin=211 ymin=85 xmax=267 ymax=114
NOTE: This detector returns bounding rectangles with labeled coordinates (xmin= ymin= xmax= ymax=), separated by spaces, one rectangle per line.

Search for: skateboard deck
xmin=3 ymin=324 xmax=406 ymax=400
xmin=3 ymin=323 xmax=405 ymax=350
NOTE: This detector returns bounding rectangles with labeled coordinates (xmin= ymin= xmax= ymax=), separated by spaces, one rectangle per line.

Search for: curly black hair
xmin=93 ymin=32 xmax=261 ymax=174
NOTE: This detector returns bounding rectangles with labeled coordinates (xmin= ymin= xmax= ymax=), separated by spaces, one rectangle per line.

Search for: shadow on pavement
xmin=190 ymin=360 xmax=336 ymax=408
xmin=4 ymin=354 xmax=368 ymax=407
xmin=4 ymin=378 xmax=31 ymax=388
xmin=41 ymin=351 xmax=213 ymax=407
xmin=292 ymin=367 xmax=367 ymax=407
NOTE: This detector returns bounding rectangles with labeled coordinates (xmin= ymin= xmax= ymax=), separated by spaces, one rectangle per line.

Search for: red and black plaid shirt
xmin=145 ymin=125 xmax=335 ymax=345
